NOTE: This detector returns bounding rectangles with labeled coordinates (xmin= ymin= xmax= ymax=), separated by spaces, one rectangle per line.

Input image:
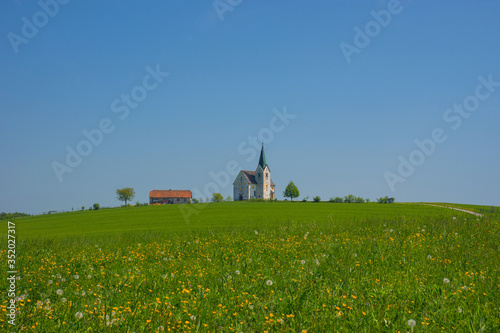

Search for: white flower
xmin=427 ymin=255 xmax=432 ymax=259
xmin=81 ymin=291 xmax=86 ymax=296
xmin=301 ymin=260 xmax=306 ymax=265
xmin=266 ymin=280 xmax=273 ymax=286
xmin=61 ymin=278 xmax=66 ymax=282
xmin=75 ymin=312 xmax=83 ymax=319
xmin=227 ymin=275 xmax=232 ymax=280
xmin=61 ymin=298 xmax=67 ymax=303
xmin=254 ymin=230 xmax=258 ymax=235
xmin=47 ymin=280 xmax=53 ymax=285
xmin=235 ymin=270 xmax=240 ymax=275
xmin=407 ymin=319 xmax=416 ymax=327
xmin=158 ymin=325 xmax=165 ymax=331
xmin=443 ymin=278 xmax=450 ymax=284
xmin=315 ymin=259 xmax=320 ymax=266
xmin=87 ymin=275 xmax=92 ymax=279
xmin=74 ymin=275 xmax=79 ymax=280
xmin=190 ymin=315 xmax=196 ymax=321
xmin=458 ymin=307 xmax=463 ymax=313
xmin=56 ymin=289 xmax=63 ymax=296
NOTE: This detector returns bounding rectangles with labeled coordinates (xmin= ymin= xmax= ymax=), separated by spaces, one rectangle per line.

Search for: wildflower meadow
xmin=1 ymin=202 xmax=499 ymax=332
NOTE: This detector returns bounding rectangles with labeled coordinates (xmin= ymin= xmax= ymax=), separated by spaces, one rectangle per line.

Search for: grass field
xmin=1 ymin=202 xmax=499 ymax=332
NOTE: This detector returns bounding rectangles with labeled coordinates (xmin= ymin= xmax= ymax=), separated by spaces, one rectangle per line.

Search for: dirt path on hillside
xmin=421 ymin=204 xmax=484 ymax=217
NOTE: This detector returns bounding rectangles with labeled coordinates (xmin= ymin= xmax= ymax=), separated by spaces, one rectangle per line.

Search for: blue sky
xmin=1 ymin=0 xmax=499 ymax=214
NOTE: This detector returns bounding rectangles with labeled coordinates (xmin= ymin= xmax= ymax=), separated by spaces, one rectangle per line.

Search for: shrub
xmin=313 ymin=196 xmax=321 ymax=202
xmin=355 ymin=197 xmax=365 ymax=203
xmin=302 ymin=196 xmax=309 ymax=202
xmin=192 ymin=198 xmax=199 ymax=204
xmin=93 ymin=203 xmax=100 ymax=210
xmin=211 ymin=193 xmax=224 ymax=203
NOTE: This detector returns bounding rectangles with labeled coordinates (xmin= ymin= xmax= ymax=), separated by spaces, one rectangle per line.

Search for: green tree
xmin=116 ymin=187 xmax=135 ymax=206
xmin=344 ymin=194 xmax=356 ymax=203
xmin=313 ymin=196 xmax=321 ymax=202
xmin=283 ymin=181 xmax=300 ymax=201
xmin=192 ymin=198 xmax=199 ymax=204
xmin=225 ymin=195 xmax=232 ymax=202
xmin=211 ymin=193 xmax=224 ymax=203
xmin=93 ymin=203 xmax=100 ymax=210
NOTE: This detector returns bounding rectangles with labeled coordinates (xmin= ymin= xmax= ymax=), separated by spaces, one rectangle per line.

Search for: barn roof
xmin=149 ymin=190 xmax=192 ymax=198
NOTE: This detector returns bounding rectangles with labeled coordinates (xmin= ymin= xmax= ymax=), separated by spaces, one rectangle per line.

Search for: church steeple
xmin=258 ymin=144 xmax=267 ymax=169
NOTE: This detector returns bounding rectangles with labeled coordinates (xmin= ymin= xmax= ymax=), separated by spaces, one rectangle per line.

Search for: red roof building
xmin=149 ymin=190 xmax=192 ymax=204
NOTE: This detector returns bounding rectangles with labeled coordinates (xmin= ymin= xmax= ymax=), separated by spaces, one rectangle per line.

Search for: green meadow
xmin=1 ymin=202 xmax=499 ymax=332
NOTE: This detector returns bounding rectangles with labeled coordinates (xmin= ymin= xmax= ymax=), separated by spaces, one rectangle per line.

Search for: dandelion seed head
xmin=75 ymin=312 xmax=83 ymax=319
xmin=266 ymin=280 xmax=273 ymax=286
xmin=407 ymin=319 xmax=416 ymax=327
xmin=443 ymin=278 xmax=450 ymax=284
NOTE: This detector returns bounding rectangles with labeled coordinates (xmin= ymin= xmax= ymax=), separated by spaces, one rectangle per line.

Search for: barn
xmin=149 ymin=190 xmax=192 ymax=204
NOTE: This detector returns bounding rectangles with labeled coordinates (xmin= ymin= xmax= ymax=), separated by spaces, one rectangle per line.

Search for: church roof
xmin=240 ymin=170 xmax=275 ymax=186
xmin=258 ymin=144 xmax=267 ymax=169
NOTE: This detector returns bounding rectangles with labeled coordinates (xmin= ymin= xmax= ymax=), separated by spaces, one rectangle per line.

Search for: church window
xmin=254 ymin=191 xmax=256 ymax=196
xmin=266 ymin=173 xmax=269 ymax=179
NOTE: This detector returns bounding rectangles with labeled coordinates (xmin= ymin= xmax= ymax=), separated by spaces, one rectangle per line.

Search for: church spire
xmin=258 ymin=143 xmax=267 ymax=169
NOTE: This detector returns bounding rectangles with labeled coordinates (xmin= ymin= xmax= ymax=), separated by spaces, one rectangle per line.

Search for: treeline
xmin=0 ymin=212 xmax=30 ymax=220
xmin=307 ymin=195 xmax=395 ymax=203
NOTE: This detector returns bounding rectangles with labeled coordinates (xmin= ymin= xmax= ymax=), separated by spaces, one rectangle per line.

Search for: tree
xmin=93 ymin=203 xmax=100 ymax=210
xmin=344 ymin=194 xmax=356 ymax=203
xmin=81 ymin=206 xmax=85 ymax=211
xmin=225 ymin=195 xmax=232 ymax=202
xmin=313 ymin=196 xmax=321 ymax=202
xmin=192 ymin=198 xmax=199 ymax=204
xmin=116 ymin=187 xmax=135 ymax=206
xmin=211 ymin=193 xmax=224 ymax=203
xmin=283 ymin=181 xmax=299 ymax=201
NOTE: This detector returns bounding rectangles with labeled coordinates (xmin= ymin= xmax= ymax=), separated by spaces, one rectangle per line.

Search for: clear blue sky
xmin=1 ymin=0 xmax=499 ymax=214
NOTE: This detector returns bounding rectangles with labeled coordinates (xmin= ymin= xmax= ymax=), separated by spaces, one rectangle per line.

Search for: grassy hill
xmin=0 ymin=202 xmax=483 ymax=240
xmin=1 ymin=201 xmax=498 ymax=331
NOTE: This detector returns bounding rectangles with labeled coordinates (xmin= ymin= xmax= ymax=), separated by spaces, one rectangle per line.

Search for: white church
xmin=233 ymin=144 xmax=276 ymax=200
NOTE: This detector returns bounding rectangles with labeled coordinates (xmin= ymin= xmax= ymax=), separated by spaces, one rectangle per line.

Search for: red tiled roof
xmin=149 ymin=190 xmax=192 ymax=198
